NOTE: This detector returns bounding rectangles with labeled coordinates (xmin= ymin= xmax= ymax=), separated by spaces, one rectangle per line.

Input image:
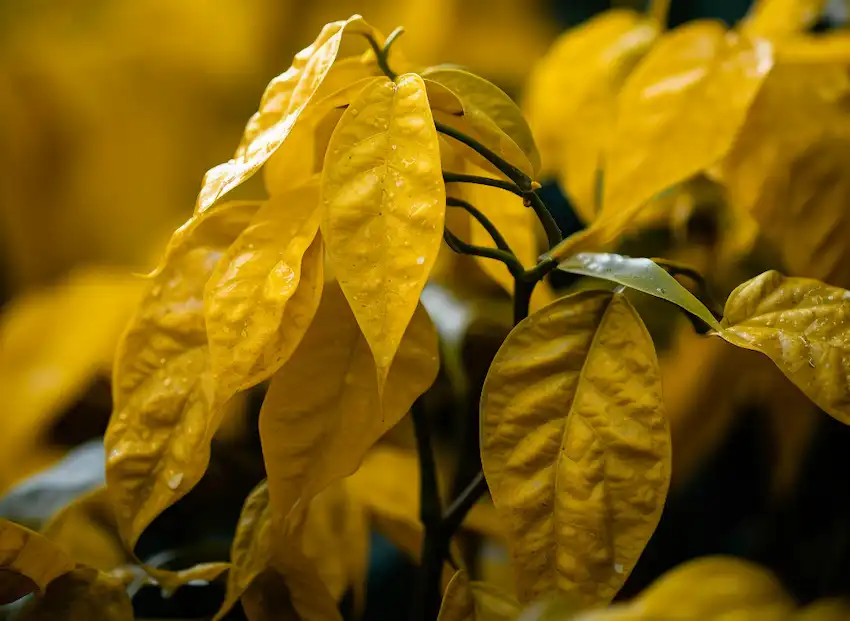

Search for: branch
xmin=523 ymin=190 xmax=563 ymax=249
xmin=443 ymin=229 xmax=524 ymax=278
xmin=446 ymin=196 xmax=514 ymax=255
xmin=443 ymin=171 xmax=523 ymax=197
xmin=436 ymin=121 xmax=532 ymax=190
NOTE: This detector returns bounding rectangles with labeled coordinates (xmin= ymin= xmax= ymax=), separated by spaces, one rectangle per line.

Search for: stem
xmin=648 ymin=0 xmax=672 ymax=27
xmin=441 ymin=472 xmax=488 ymax=537
xmin=524 ymin=190 xmax=563 ymax=249
xmin=444 ymin=229 xmax=524 ymax=278
xmin=443 ymin=172 xmax=523 ymax=197
xmin=436 ymin=121 xmax=532 ymax=190
xmin=447 ymin=196 xmax=514 ymax=255
xmin=513 ymin=278 xmax=535 ymax=325
xmin=412 ymin=398 xmax=442 ymax=528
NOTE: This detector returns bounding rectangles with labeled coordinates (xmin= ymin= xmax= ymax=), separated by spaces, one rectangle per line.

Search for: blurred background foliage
xmin=3 ymin=0 xmax=850 ymax=619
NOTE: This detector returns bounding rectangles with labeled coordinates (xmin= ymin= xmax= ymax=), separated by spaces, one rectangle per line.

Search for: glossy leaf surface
xmin=16 ymin=567 xmax=133 ymax=621
xmin=259 ymin=283 xmax=439 ymax=534
xmin=106 ymin=201 xmax=260 ymax=549
xmin=557 ymin=252 xmax=720 ymax=330
xmin=0 ymin=518 xmax=75 ymax=604
xmin=718 ymin=271 xmax=850 ymax=425
xmin=204 ymin=186 xmax=324 ymax=401
xmin=481 ymin=291 xmax=670 ymax=606
xmin=321 ymin=74 xmax=445 ymax=393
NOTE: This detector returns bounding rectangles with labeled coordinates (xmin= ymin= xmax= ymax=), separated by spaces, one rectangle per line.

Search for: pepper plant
xmin=3 ymin=2 xmax=850 ymax=619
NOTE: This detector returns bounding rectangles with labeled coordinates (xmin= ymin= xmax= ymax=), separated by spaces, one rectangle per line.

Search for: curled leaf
xmin=481 ymin=291 xmax=670 ymax=606
xmin=0 ymin=518 xmax=76 ymax=604
xmin=106 ymin=201 xmax=260 ymax=549
xmin=16 ymin=567 xmax=133 ymax=621
xmin=717 ymin=270 xmax=850 ymax=425
xmin=321 ymin=74 xmax=445 ymax=393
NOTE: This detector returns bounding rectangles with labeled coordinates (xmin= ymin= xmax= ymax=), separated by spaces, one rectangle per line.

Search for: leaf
xmin=204 ymin=186 xmax=324 ymax=402
xmin=0 ymin=518 xmax=76 ymax=604
xmin=632 ymin=557 xmax=793 ymax=619
xmin=716 ymin=270 xmax=850 ymax=425
xmin=195 ymin=15 xmax=379 ymax=212
xmin=16 ymin=567 xmax=133 ymax=621
xmin=0 ymin=270 xmax=143 ymax=492
xmin=320 ymin=74 xmax=445 ymax=393
xmin=105 ymin=201 xmax=260 ymax=549
xmin=259 ymin=282 xmax=439 ymax=533
xmin=522 ymin=9 xmax=657 ymax=218
xmin=438 ymin=570 xmax=521 ymax=621
xmin=557 ymin=252 xmax=721 ymax=330
xmin=596 ymin=21 xmax=772 ymax=245
xmin=480 ymin=290 xmax=670 ymax=606
xmin=741 ymin=0 xmax=826 ymax=39
xmin=794 ymin=599 xmax=850 ymax=621
xmin=423 ymin=66 xmax=540 ymax=175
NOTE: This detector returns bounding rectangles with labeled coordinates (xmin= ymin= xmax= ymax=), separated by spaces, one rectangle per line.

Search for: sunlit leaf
xmin=321 ymin=74 xmax=445 ymax=393
xmin=438 ymin=570 xmax=521 ymax=621
xmin=741 ymin=0 xmax=826 ymax=39
xmin=0 ymin=518 xmax=76 ymax=604
xmin=423 ymin=66 xmax=540 ymax=175
xmin=259 ymin=282 xmax=439 ymax=535
xmin=16 ymin=567 xmax=133 ymax=621
xmin=717 ymin=270 xmax=850 ymax=425
xmin=196 ymin=15 xmax=379 ymax=212
xmin=481 ymin=290 xmax=670 ymax=606
xmin=204 ymin=185 xmax=324 ymax=402
xmin=557 ymin=252 xmax=720 ymax=330
xmin=597 ymin=21 xmax=772 ymax=245
xmin=106 ymin=201 xmax=260 ymax=549
xmin=522 ymin=9 xmax=657 ymax=219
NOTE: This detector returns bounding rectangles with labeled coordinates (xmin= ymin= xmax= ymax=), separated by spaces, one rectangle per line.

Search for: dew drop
xmin=167 ymin=473 xmax=184 ymax=490
xmin=416 ymin=256 xmax=425 ymax=265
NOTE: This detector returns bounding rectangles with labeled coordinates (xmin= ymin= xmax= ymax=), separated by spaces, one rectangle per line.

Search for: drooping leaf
xmin=596 ymin=21 xmax=772 ymax=244
xmin=259 ymin=282 xmax=439 ymax=534
xmin=522 ymin=9 xmax=657 ymax=218
xmin=321 ymin=74 xmax=445 ymax=393
xmin=0 ymin=270 xmax=143 ymax=493
xmin=204 ymin=186 xmax=324 ymax=402
xmin=16 ymin=567 xmax=133 ymax=621
xmin=0 ymin=518 xmax=76 ymax=604
xmin=716 ymin=270 xmax=850 ymax=425
xmin=196 ymin=15 xmax=379 ymax=212
xmin=557 ymin=252 xmax=720 ymax=330
xmin=481 ymin=291 xmax=670 ymax=606
xmin=106 ymin=201 xmax=260 ymax=549
xmin=423 ymin=66 xmax=540 ymax=175
xmin=741 ymin=0 xmax=826 ymax=39
xmin=438 ymin=570 xmax=521 ymax=621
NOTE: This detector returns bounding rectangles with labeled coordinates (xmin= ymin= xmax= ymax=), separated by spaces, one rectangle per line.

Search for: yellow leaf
xmin=438 ymin=570 xmax=521 ymax=621
xmin=423 ymin=66 xmax=540 ymax=175
xmin=0 ymin=518 xmax=76 ymax=604
xmin=320 ymin=74 xmax=445 ymax=392
xmin=106 ymin=201 xmax=260 ymax=549
xmin=633 ymin=557 xmax=793 ymax=619
xmin=480 ymin=291 xmax=670 ymax=606
xmin=15 ymin=567 xmax=133 ymax=621
xmin=41 ymin=488 xmax=130 ymax=572
xmin=522 ymin=9 xmax=657 ymax=217
xmin=598 ymin=21 xmax=772 ymax=244
xmin=259 ymin=282 xmax=439 ymax=533
xmin=717 ymin=270 xmax=850 ymax=425
xmin=794 ymin=599 xmax=850 ymax=621
xmin=195 ymin=15 xmax=379 ymax=213
xmin=0 ymin=269 xmax=143 ymax=491
xmin=742 ymin=0 xmax=827 ymax=39
xmin=204 ymin=186 xmax=324 ymax=402
xmin=556 ymin=252 xmax=721 ymax=330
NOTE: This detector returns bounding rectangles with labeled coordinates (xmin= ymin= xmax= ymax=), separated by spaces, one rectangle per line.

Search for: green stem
xmin=524 ymin=190 xmax=562 ymax=249
xmin=443 ymin=172 xmax=523 ymax=197
xmin=446 ymin=196 xmax=514 ymax=255
xmin=444 ymin=229 xmax=523 ymax=278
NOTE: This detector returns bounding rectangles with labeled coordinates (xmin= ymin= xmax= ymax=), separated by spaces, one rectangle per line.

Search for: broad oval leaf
xmin=423 ymin=66 xmax=540 ymax=175
xmin=16 ymin=567 xmax=133 ymax=621
xmin=321 ymin=74 xmax=445 ymax=392
xmin=717 ymin=270 xmax=850 ymax=424
xmin=741 ymin=0 xmax=826 ymax=39
xmin=204 ymin=186 xmax=324 ymax=402
xmin=105 ymin=201 xmax=260 ymax=549
xmin=522 ymin=9 xmax=657 ymax=218
xmin=481 ymin=290 xmax=670 ymax=606
xmin=438 ymin=570 xmax=520 ymax=621
xmin=0 ymin=518 xmax=76 ymax=604
xmin=196 ymin=15 xmax=379 ymax=212
xmin=598 ymin=21 xmax=772 ymax=244
xmin=557 ymin=252 xmax=720 ymax=330
xmin=259 ymin=282 xmax=439 ymax=531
